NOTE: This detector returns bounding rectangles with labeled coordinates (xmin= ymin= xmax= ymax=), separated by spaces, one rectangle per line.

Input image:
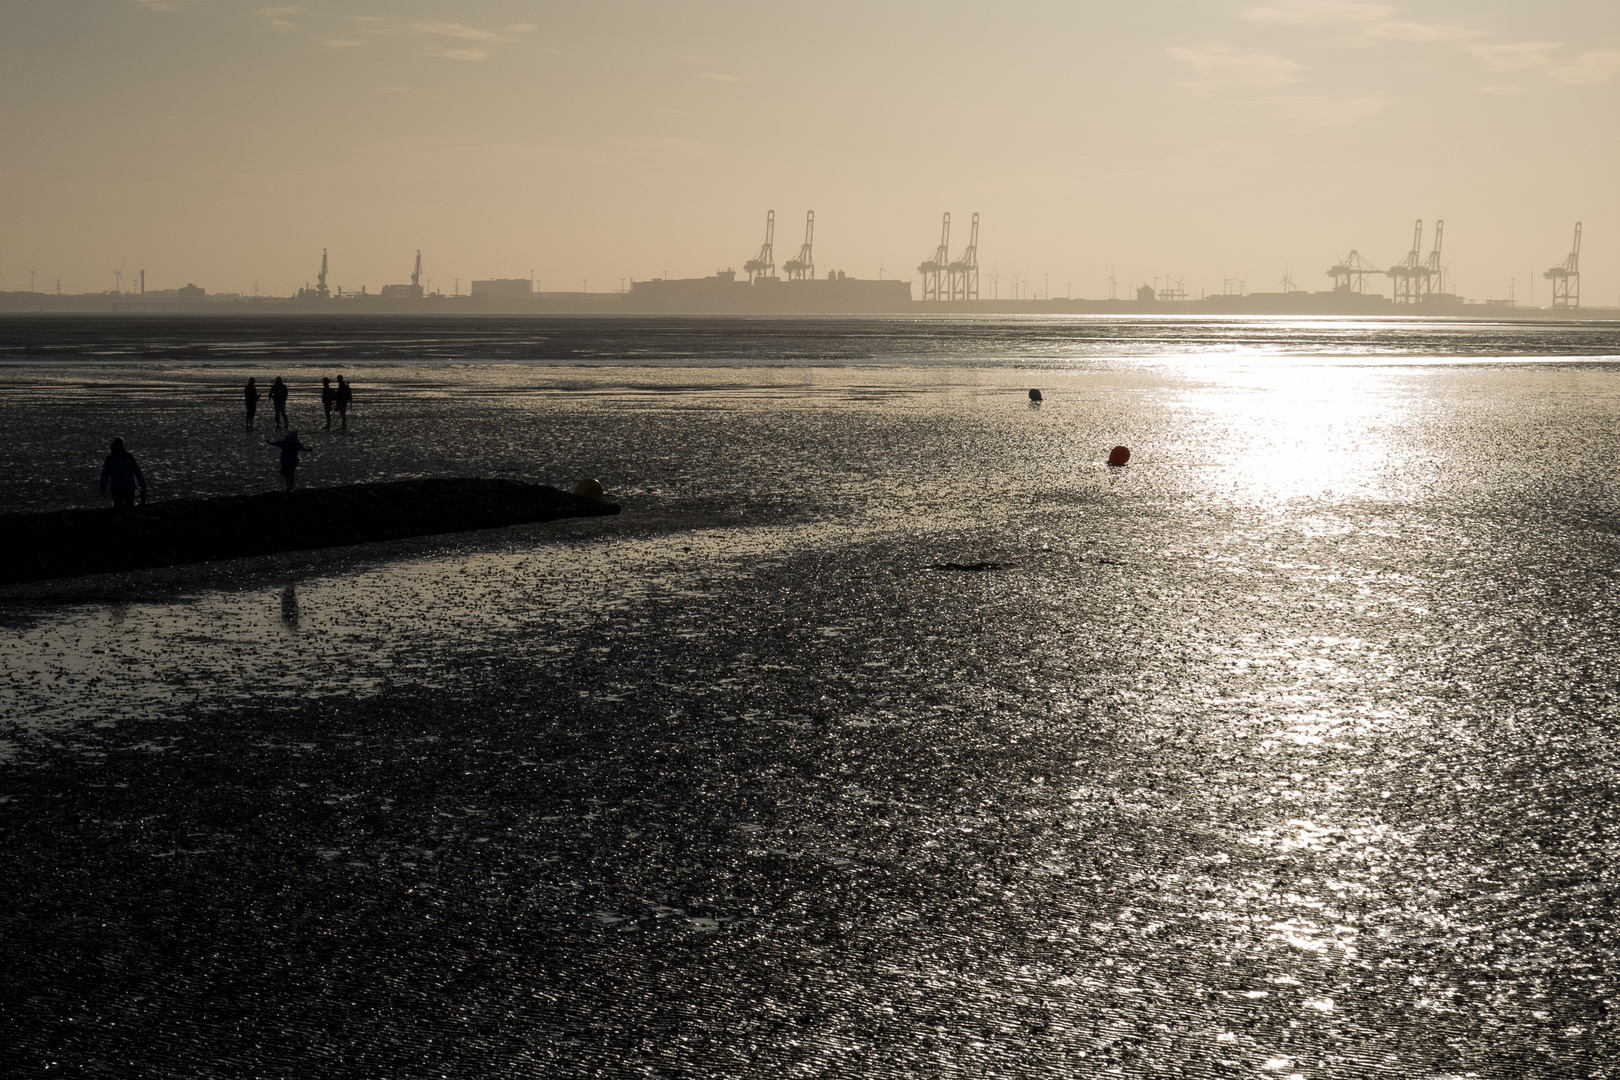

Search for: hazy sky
xmin=3 ymin=1 xmax=1617 ymax=302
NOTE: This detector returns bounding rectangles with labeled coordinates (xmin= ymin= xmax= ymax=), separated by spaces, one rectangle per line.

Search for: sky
xmin=2 ymin=0 xmax=1617 ymax=303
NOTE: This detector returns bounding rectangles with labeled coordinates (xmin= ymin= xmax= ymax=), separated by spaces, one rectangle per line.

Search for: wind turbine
xmin=112 ymin=259 xmax=126 ymax=294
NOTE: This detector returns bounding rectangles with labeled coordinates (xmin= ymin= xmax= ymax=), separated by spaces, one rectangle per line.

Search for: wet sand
xmin=2 ymin=320 xmax=1619 ymax=1077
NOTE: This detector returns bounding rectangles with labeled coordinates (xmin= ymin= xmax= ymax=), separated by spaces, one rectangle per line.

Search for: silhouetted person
xmin=99 ymin=437 xmax=146 ymax=508
xmin=245 ymin=377 xmax=261 ymax=428
xmin=269 ymin=376 xmax=290 ymax=430
xmin=335 ymin=375 xmax=353 ymax=430
xmin=268 ymin=430 xmax=313 ymax=491
xmin=321 ymin=376 xmax=335 ymax=430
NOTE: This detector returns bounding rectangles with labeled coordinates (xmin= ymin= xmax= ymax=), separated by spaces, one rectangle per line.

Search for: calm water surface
xmin=2 ymin=316 xmax=1618 ymax=1077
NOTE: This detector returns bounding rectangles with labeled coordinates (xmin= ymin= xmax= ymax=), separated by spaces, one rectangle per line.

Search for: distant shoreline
xmin=2 ymin=296 xmax=1617 ymax=321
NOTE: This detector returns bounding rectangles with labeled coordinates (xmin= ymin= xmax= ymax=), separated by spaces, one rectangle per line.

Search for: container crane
xmin=1387 ymin=220 xmax=1424 ymax=304
xmin=917 ymin=212 xmax=950 ymax=301
xmin=743 ymin=210 xmax=776 ymax=282
xmin=947 ymin=212 xmax=979 ymax=300
xmin=1328 ymin=250 xmax=1381 ymax=293
xmin=1424 ymin=219 xmax=1445 ymax=299
xmin=317 ymin=248 xmax=330 ymax=299
xmin=783 ymin=211 xmax=814 ymax=280
xmin=1544 ymin=222 xmax=1581 ymax=308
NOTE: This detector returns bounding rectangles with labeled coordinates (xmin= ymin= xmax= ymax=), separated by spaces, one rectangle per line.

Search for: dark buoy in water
xmin=1028 ymin=389 xmax=1043 ymax=403
xmin=1107 ymin=446 xmax=1131 ymax=466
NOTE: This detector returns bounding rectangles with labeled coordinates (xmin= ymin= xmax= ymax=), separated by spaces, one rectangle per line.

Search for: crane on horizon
xmin=947 ymin=212 xmax=979 ymax=301
xmin=783 ymin=211 xmax=814 ymax=280
xmin=1424 ymin=219 xmax=1446 ymax=298
xmin=1388 ymin=219 xmax=1425 ymax=304
xmin=1544 ymin=222 xmax=1582 ymax=308
xmin=743 ymin=211 xmax=775 ymax=282
xmin=918 ymin=212 xmax=950 ymax=302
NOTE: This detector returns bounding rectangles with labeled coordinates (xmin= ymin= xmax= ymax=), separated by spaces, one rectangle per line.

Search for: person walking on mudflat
xmin=99 ymin=437 xmax=147 ymax=507
xmin=244 ymin=377 xmax=261 ymax=428
xmin=269 ymin=376 xmax=290 ymax=430
xmin=321 ymin=376 xmax=336 ymax=430
xmin=335 ymin=375 xmax=353 ymax=431
xmin=268 ymin=430 xmax=313 ymax=491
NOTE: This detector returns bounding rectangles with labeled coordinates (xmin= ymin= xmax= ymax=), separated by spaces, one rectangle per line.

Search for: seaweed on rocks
xmin=0 ymin=478 xmax=621 ymax=585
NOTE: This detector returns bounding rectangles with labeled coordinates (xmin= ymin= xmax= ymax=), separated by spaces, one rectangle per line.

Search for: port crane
xmin=317 ymin=249 xmax=330 ymax=299
xmin=1543 ymin=222 xmax=1581 ymax=308
xmin=743 ymin=210 xmax=776 ymax=282
xmin=412 ymin=250 xmax=422 ymax=292
xmin=946 ymin=212 xmax=979 ymax=300
xmin=1387 ymin=219 xmax=1440 ymax=304
xmin=1328 ymin=250 xmax=1381 ymax=293
xmin=1425 ymin=219 xmax=1445 ymax=297
xmin=783 ymin=211 xmax=814 ymax=280
xmin=917 ymin=212 xmax=950 ymax=301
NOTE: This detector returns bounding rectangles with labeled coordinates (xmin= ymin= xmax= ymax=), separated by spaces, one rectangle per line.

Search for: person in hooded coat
xmin=99 ymin=437 xmax=147 ymax=507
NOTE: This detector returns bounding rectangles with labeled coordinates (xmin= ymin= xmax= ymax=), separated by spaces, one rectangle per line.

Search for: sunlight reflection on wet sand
xmin=3 ymin=327 xmax=1620 ymax=1076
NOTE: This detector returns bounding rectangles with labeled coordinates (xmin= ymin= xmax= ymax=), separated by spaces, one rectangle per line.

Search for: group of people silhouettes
xmin=99 ymin=374 xmax=356 ymax=506
xmin=245 ymin=375 xmax=344 ymax=491
xmin=244 ymin=374 xmax=352 ymax=431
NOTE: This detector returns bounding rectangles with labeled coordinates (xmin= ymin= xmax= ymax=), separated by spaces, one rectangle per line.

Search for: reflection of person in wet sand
xmin=269 ymin=376 xmax=290 ymax=430
xmin=268 ymin=430 xmax=313 ymax=491
xmin=99 ymin=437 xmax=147 ymax=507
xmin=335 ymin=375 xmax=353 ymax=430
xmin=245 ymin=377 xmax=261 ymax=428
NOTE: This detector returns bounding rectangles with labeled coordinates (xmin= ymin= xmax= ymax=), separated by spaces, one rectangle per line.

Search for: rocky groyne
xmin=0 ymin=478 xmax=620 ymax=585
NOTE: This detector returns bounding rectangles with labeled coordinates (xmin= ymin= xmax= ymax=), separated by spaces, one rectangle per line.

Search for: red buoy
xmin=1107 ymin=445 xmax=1131 ymax=466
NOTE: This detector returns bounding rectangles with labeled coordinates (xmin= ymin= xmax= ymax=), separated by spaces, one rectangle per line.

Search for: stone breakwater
xmin=0 ymin=478 xmax=620 ymax=585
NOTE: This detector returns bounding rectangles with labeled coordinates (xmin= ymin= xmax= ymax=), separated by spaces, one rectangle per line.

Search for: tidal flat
xmin=2 ymin=317 xmax=1618 ymax=1077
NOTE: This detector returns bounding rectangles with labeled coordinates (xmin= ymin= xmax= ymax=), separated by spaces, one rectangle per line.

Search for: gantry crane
xmin=743 ymin=210 xmax=776 ymax=282
xmin=1387 ymin=220 xmax=1427 ymax=304
xmin=947 ymin=212 xmax=979 ymax=300
xmin=783 ymin=211 xmax=815 ymax=280
xmin=917 ymin=212 xmax=950 ymax=301
xmin=1328 ymin=250 xmax=1382 ymax=293
xmin=317 ymin=248 xmax=330 ymax=299
xmin=1544 ymin=222 xmax=1582 ymax=308
xmin=1424 ymin=219 xmax=1445 ymax=298
xmin=411 ymin=250 xmax=422 ymax=291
